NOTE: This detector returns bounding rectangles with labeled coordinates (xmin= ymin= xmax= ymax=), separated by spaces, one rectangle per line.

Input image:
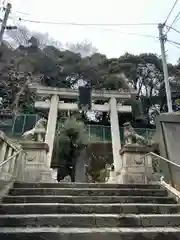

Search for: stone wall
xmin=156 ymin=113 xmax=180 ymax=186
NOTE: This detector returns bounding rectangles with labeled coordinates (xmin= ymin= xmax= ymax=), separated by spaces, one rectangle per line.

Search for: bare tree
xmin=7 ymin=24 xmax=63 ymax=50
xmin=6 ymin=25 xmax=31 ymax=47
xmin=66 ymin=40 xmax=97 ymax=58
xmin=32 ymin=31 xmax=63 ymax=50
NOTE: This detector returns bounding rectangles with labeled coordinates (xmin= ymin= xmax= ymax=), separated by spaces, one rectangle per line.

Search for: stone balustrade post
xmin=1 ymin=147 xmax=13 ymax=176
xmin=0 ymin=131 xmax=24 ymax=183
xmin=8 ymin=149 xmax=16 ymax=176
xmin=0 ymin=142 xmax=7 ymax=172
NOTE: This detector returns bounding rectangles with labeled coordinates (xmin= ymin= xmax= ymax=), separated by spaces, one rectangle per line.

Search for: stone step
xmin=14 ymin=182 xmax=162 ymax=189
xmin=9 ymin=188 xmax=168 ymax=197
xmin=2 ymin=195 xmax=176 ymax=204
xmin=0 ymin=203 xmax=179 ymax=214
xmin=0 ymin=227 xmax=180 ymax=239
xmin=1 ymin=214 xmax=180 ymax=228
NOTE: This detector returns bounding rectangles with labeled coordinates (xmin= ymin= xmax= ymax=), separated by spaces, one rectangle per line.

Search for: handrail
xmin=141 ymin=152 xmax=180 ymax=169
xmin=0 ymin=131 xmax=20 ymax=152
xmin=0 ymin=149 xmax=24 ymax=167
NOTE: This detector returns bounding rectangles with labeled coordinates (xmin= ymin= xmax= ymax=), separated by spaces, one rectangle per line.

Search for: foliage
xmin=0 ymin=59 xmax=36 ymax=115
xmin=3 ymin=26 xmax=180 ymax=181
xmin=92 ymin=164 xmax=111 ymax=183
xmin=2 ymin=25 xmax=180 ymax=126
xmin=52 ymin=117 xmax=88 ymax=168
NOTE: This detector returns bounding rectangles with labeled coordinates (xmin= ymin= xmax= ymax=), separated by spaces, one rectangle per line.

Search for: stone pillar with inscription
xmin=119 ymin=144 xmax=153 ymax=184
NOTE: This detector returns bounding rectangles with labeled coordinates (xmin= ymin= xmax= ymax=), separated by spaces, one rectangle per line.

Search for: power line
xmin=167 ymin=39 xmax=180 ymax=46
xmin=166 ymin=25 xmax=180 ymax=35
xmin=15 ymin=10 xmax=31 ymax=16
xmin=17 ymin=17 xmax=157 ymax=27
xmin=168 ymin=41 xmax=180 ymax=49
xmin=16 ymin=17 xmax=158 ymax=40
xmin=104 ymin=28 xmax=158 ymax=39
xmin=164 ymin=0 xmax=179 ymax=24
xmin=166 ymin=11 xmax=180 ymax=35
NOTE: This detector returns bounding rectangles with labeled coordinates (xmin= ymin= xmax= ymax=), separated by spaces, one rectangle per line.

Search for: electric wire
xmin=17 ymin=17 xmax=157 ymax=27
xmin=14 ymin=17 xmax=158 ymax=40
xmin=165 ymin=11 xmax=180 ymax=35
xmin=166 ymin=25 xmax=180 ymax=35
xmin=164 ymin=0 xmax=179 ymax=24
xmin=168 ymin=41 xmax=180 ymax=50
xmin=168 ymin=39 xmax=180 ymax=46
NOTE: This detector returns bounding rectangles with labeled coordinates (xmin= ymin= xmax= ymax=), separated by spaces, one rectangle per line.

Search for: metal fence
xmin=0 ymin=114 xmax=39 ymax=137
xmin=0 ymin=114 xmax=156 ymax=143
xmin=87 ymin=125 xmax=156 ymax=143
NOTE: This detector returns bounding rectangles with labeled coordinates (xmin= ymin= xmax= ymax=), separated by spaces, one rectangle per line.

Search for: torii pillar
xmin=45 ymin=95 xmax=59 ymax=167
xmin=109 ymin=97 xmax=122 ymax=171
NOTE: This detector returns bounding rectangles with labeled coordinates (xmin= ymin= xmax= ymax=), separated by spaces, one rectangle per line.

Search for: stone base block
xmin=23 ymin=164 xmax=57 ymax=183
xmin=118 ymin=144 xmax=154 ymax=184
xmin=121 ymin=172 xmax=146 ymax=184
xmin=20 ymin=141 xmax=57 ymax=183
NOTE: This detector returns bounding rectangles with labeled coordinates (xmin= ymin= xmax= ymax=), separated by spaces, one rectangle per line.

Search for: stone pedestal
xmin=20 ymin=141 xmax=57 ymax=182
xmin=119 ymin=144 xmax=153 ymax=184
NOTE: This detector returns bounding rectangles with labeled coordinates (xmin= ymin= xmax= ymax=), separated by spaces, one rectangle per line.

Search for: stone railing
xmin=0 ymin=131 xmax=27 ymax=182
xmin=0 ymin=131 xmax=27 ymax=200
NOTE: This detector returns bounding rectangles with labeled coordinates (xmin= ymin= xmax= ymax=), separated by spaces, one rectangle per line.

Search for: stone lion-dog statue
xmin=22 ymin=118 xmax=47 ymax=141
xmin=123 ymin=122 xmax=147 ymax=145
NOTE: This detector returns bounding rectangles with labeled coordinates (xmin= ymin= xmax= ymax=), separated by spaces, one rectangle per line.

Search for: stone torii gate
xmin=32 ymin=85 xmax=134 ymax=174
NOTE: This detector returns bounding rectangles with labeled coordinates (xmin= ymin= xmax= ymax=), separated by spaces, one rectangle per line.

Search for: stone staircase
xmin=0 ymin=182 xmax=180 ymax=239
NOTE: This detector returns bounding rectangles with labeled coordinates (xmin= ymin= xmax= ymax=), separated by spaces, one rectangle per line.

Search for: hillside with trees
xmin=1 ymin=25 xmax=180 ymax=128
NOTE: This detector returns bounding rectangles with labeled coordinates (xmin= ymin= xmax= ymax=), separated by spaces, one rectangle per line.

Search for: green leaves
xmin=52 ymin=117 xmax=88 ymax=167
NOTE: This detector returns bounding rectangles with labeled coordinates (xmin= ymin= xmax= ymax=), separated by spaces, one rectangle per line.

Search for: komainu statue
xmin=123 ymin=122 xmax=147 ymax=145
xmin=22 ymin=118 xmax=47 ymax=141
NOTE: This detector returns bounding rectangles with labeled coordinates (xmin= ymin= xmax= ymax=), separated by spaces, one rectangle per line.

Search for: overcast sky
xmin=1 ymin=0 xmax=180 ymax=64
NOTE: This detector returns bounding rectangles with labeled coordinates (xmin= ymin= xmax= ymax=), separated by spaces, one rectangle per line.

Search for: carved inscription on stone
xmin=125 ymin=155 xmax=143 ymax=166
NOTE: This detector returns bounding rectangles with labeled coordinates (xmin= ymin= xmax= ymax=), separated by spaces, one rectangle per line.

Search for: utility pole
xmin=158 ymin=23 xmax=173 ymax=113
xmin=0 ymin=3 xmax=11 ymax=46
